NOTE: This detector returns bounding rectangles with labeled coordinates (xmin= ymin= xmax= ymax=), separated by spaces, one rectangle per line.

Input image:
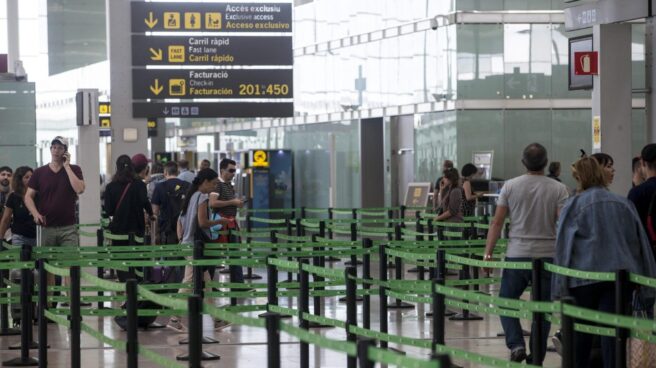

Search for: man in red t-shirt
xmin=25 ymin=137 xmax=85 ymax=289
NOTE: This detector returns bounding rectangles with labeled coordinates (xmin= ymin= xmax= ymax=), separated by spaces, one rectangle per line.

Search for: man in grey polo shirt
xmin=484 ymin=143 xmax=569 ymax=364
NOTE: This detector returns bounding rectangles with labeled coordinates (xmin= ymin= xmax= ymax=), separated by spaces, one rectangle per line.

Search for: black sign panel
xmin=132 ymin=35 xmax=293 ymax=66
xmin=132 ymin=69 xmax=293 ymax=100
xmin=131 ymin=2 xmax=292 ymax=33
xmin=133 ymin=102 xmax=293 ymax=118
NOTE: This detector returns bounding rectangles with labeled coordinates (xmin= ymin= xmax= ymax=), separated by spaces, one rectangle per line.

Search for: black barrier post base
xmin=8 ymin=342 xmax=39 ymax=351
xmin=178 ymin=336 xmax=219 ymax=345
xmin=338 ymin=295 xmax=364 ymax=303
xmin=176 ymin=351 xmax=221 ymax=362
xmin=449 ymin=312 xmax=483 ymax=321
xmin=243 ymin=267 xmax=263 ymax=280
xmin=2 ymin=358 xmax=38 ymax=367
xmin=387 ymin=301 xmax=415 ymax=310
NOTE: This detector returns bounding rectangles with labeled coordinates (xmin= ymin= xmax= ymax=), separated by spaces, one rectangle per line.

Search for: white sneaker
xmin=214 ymin=319 xmax=232 ymax=331
xmin=166 ymin=318 xmax=187 ymax=333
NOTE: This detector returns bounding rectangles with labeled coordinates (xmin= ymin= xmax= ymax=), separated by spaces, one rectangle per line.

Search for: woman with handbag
xmin=166 ymin=168 xmax=231 ymax=333
xmin=104 ymin=155 xmax=153 ymax=282
xmin=552 ymin=157 xmax=656 ymax=367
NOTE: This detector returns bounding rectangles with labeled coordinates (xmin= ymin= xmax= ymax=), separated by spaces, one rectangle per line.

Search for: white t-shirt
xmin=497 ymin=174 xmax=569 ymax=258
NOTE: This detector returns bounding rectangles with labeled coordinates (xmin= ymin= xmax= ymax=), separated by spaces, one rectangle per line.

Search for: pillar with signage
xmin=565 ymin=1 xmax=647 ymax=193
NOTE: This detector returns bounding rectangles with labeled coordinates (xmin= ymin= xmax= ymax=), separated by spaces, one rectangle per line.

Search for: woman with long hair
xmin=552 ymin=157 xmax=656 ymax=367
xmin=104 ymin=155 xmax=153 ymax=281
xmin=460 ymin=163 xmax=479 ymax=217
xmin=435 ymin=167 xmax=464 ymax=222
xmin=166 ymin=168 xmax=231 ymax=333
xmin=0 ymin=167 xmax=35 ymax=246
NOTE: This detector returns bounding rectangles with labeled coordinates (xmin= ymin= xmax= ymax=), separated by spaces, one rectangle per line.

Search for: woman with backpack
xmin=104 ymin=155 xmax=153 ymax=281
xmin=166 ymin=168 xmax=231 ymax=333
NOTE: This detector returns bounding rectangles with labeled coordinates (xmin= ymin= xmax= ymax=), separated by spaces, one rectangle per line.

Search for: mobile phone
xmin=242 ymin=198 xmax=250 ymax=203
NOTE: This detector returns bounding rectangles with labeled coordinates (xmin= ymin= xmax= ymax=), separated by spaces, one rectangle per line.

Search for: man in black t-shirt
xmin=210 ymin=158 xmax=244 ymax=283
xmin=152 ymin=162 xmax=190 ymax=245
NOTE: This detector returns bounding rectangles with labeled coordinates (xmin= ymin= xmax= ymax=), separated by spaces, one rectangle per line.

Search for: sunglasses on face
xmin=228 ymin=168 xmax=236 ymax=173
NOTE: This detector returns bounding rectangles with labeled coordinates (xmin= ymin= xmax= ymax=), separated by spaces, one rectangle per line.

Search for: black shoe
xmin=510 ymin=347 xmax=527 ymax=362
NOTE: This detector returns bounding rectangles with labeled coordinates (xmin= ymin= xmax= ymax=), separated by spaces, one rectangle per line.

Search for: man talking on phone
xmin=209 ymin=158 xmax=244 ymax=284
xmin=25 ymin=136 xmax=85 ymax=292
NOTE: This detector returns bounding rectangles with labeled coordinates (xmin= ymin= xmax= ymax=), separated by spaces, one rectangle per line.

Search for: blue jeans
xmin=499 ymin=257 xmax=552 ymax=363
xmin=569 ymin=282 xmax=617 ymax=368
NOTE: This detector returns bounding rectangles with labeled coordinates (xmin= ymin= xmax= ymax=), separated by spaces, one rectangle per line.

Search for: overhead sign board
xmin=132 ymin=102 xmax=294 ymax=118
xmin=131 ymin=2 xmax=292 ymax=33
xmin=132 ymin=69 xmax=293 ymax=99
xmin=131 ymin=35 xmax=293 ymax=66
xmin=564 ymin=0 xmax=649 ymax=30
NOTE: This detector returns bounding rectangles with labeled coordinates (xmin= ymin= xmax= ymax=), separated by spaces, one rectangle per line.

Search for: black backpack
xmin=162 ymin=181 xmax=188 ymax=234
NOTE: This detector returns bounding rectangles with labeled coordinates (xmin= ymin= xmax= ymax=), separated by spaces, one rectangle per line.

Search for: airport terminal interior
xmin=1 ymin=0 xmax=656 ymax=367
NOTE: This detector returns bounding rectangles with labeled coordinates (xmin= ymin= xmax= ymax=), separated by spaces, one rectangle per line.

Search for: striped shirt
xmin=216 ymin=179 xmax=237 ymax=217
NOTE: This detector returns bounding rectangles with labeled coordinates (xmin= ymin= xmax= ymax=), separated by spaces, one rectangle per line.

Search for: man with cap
xmin=132 ymin=153 xmax=151 ymax=181
xmin=25 ymin=136 xmax=85 ymax=290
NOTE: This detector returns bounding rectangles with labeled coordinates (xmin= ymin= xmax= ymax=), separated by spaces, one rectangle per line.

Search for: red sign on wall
xmin=574 ymin=51 xmax=598 ymax=75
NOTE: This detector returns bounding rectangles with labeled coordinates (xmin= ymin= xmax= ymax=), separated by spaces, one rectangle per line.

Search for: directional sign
xmin=131 ymin=2 xmax=292 ymax=33
xmin=132 ymin=102 xmax=294 ymax=118
xmin=133 ymin=69 xmax=293 ymax=100
xmin=564 ymin=0 xmax=649 ymax=30
xmin=131 ymin=35 xmax=293 ymax=66
xmin=147 ymin=118 xmax=158 ymax=138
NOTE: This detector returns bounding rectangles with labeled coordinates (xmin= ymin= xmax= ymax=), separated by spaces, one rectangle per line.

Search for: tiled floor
xmin=0 ymin=264 xmax=561 ymax=367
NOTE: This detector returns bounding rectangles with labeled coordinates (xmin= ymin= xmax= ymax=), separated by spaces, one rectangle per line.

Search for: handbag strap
xmin=115 ymin=182 xmax=132 ymax=213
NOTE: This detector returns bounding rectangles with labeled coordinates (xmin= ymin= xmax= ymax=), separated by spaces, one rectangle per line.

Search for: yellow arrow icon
xmin=150 ymin=79 xmax=163 ymax=96
xmin=144 ymin=12 xmax=158 ymax=29
xmin=149 ymin=48 xmax=163 ymax=61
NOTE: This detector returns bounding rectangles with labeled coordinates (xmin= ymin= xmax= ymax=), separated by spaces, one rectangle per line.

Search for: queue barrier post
xmin=362 ymin=238 xmax=372 ymax=330
xmin=378 ymin=243 xmax=389 ymax=349
xmin=125 ymin=279 xmax=138 ymax=368
xmin=37 ymin=260 xmax=47 ymax=368
xmin=345 ymin=266 xmax=357 ymax=368
xmin=263 ymin=312 xmax=281 ymax=368
xmin=432 ymin=276 xmax=446 ymax=354
xmin=615 ymin=269 xmax=629 ymax=368
xmin=70 ymin=266 xmax=81 ymax=368
xmin=531 ymin=259 xmax=545 ymax=366
xmin=3 ymin=245 xmax=38 ymax=367
xmin=357 ymin=337 xmax=376 ymax=368
xmin=561 ymin=297 xmax=575 ymax=368
xmin=298 ymin=259 xmax=309 ymax=368
xmin=96 ymin=228 xmax=105 ymax=310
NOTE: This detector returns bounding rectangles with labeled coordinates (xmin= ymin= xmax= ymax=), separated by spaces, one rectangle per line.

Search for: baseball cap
xmin=131 ymin=153 xmax=151 ymax=169
xmin=641 ymin=144 xmax=656 ymax=164
xmin=51 ymin=136 xmax=68 ymax=148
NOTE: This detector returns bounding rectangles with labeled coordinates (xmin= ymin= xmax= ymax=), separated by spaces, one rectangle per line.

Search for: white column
xmin=77 ymin=103 xmax=101 ymax=246
xmin=107 ymin=0 xmax=149 ymax=174
xmin=7 ymin=0 xmax=19 ymax=73
xmin=592 ymin=23 xmax=632 ymax=193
